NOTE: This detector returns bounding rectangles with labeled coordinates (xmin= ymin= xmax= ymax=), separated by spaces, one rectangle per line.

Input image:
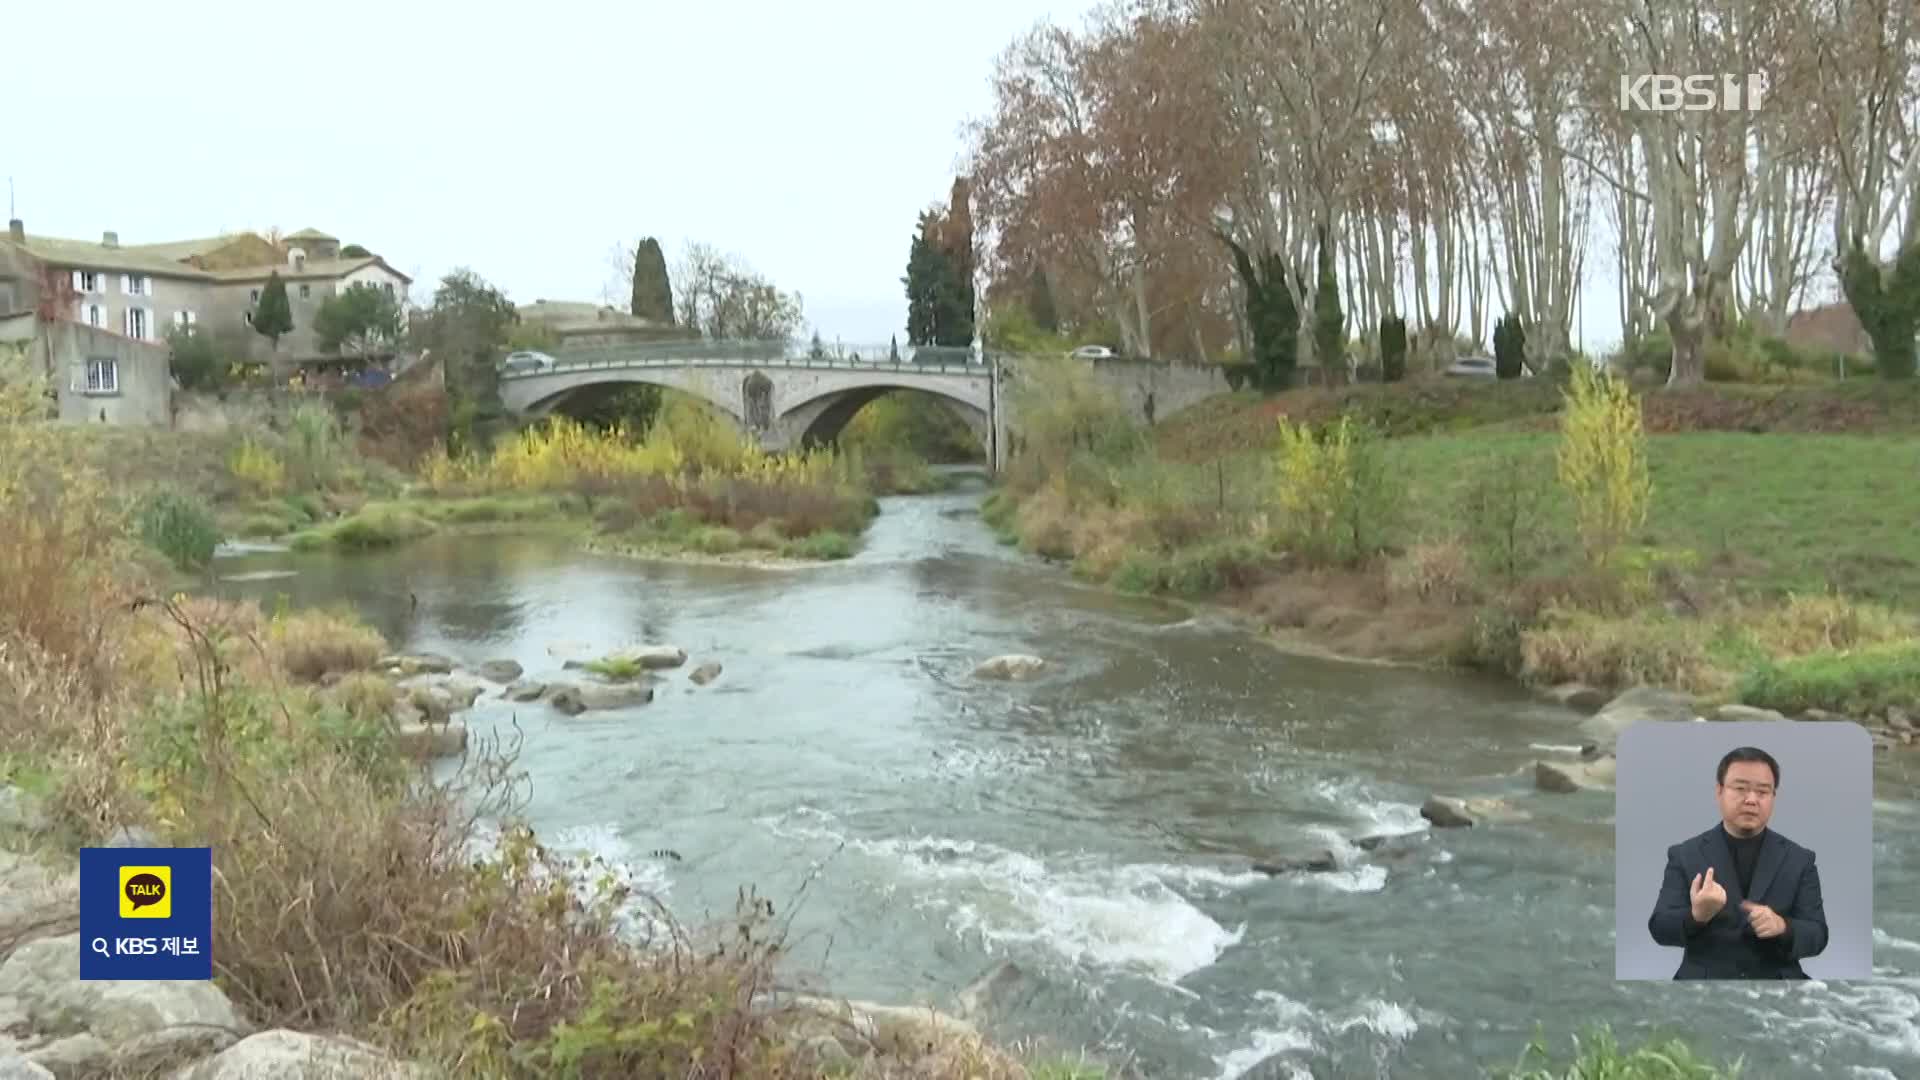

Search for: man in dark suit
xmin=1648 ymin=746 xmax=1829 ymax=979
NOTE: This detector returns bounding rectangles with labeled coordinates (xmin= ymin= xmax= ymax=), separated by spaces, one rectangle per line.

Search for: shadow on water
xmin=206 ymin=486 xmax=1920 ymax=1080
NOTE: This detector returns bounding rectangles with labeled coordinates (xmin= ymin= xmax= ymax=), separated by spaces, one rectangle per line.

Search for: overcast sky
xmin=12 ymin=0 xmax=1805 ymax=356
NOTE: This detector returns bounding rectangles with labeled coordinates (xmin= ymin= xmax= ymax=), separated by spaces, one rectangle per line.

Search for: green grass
xmin=290 ymin=506 xmax=438 ymax=552
xmin=1496 ymin=1024 xmax=1742 ymax=1079
xmin=581 ymin=657 xmax=646 ymax=681
xmin=779 ymin=531 xmax=855 ymax=560
xmin=1737 ymin=641 xmax=1920 ymax=716
xmin=1386 ymin=432 xmax=1920 ymax=606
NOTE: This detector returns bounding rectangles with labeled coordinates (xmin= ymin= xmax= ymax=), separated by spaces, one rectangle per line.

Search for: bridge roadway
xmin=496 ymin=343 xmax=1231 ymax=472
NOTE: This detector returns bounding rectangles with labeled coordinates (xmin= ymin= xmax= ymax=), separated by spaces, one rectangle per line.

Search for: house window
xmin=299 ymin=283 xmax=311 ymax=299
xmin=122 ymin=274 xmax=150 ymax=296
xmin=173 ymin=310 xmax=198 ymax=330
xmin=382 ymin=282 xmax=395 ymax=297
xmin=74 ymin=270 xmax=100 ymax=293
xmin=250 ymin=288 xmax=261 ymax=303
xmin=85 ymin=304 xmax=104 ymax=328
xmin=124 ymin=307 xmax=149 ymax=340
xmin=244 ymin=312 xmax=253 ymax=326
xmin=85 ymin=357 xmax=119 ymax=394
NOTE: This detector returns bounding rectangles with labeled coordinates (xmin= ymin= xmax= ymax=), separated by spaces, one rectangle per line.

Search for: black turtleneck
xmin=1725 ymin=825 xmax=1765 ymax=897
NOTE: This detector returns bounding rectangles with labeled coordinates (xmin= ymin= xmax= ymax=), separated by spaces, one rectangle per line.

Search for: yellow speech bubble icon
xmin=119 ymin=865 xmax=171 ymax=919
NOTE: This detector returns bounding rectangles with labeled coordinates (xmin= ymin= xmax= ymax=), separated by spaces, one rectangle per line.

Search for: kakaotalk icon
xmin=1619 ymin=73 xmax=1768 ymax=113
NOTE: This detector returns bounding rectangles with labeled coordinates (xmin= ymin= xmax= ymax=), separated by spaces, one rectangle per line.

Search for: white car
xmin=1444 ymin=354 xmax=1533 ymax=378
xmin=1069 ymin=345 xmax=1117 ymax=360
xmin=500 ymin=350 xmax=557 ymax=375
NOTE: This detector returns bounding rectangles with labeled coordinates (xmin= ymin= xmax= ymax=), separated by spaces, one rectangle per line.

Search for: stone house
xmin=0 ymin=218 xmax=413 ymax=425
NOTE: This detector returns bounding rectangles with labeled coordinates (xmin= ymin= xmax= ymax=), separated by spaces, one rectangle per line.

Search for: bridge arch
xmin=511 ymin=371 xmax=751 ymax=435
xmin=774 ymin=384 xmax=991 ymax=457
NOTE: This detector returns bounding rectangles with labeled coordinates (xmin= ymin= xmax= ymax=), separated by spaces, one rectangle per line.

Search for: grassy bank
xmin=989 ymin=361 xmax=1920 ymax=719
xmin=220 ymin=395 xmax=957 ymax=564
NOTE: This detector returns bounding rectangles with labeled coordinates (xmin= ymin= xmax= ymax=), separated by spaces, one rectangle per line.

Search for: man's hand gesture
xmin=1740 ymin=900 xmax=1788 ymax=939
xmin=1689 ymin=866 xmax=1727 ymax=924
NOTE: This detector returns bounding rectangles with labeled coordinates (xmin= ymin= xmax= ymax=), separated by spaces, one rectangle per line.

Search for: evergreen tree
xmin=1028 ymin=266 xmax=1059 ymax=334
xmin=1838 ymin=241 xmax=1920 ymax=380
xmin=1380 ymin=314 xmax=1408 ymax=382
xmin=809 ymin=330 xmax=826 ymax=359
xmin=903 ymin=210 xmax=973 ymax=347
xmin=889 ymin=335 xmax=901 ymax=363
xmin=630 ymin=237 xmax=675 ymax=324
xmin=1312 ymin=225 xmax=1346 ymax=379
xmin=1224 ymin=235 xmax=1298 ymax=391
xmin=1493 ymin=313 xmax=1528 ymax=379
xmin=252 ymin=271 xmax=294 ymax=350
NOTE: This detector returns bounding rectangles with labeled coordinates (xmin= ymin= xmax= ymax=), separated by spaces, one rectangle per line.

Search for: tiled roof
xmin=122 ymin=234 xmax=251 ymax=262
xmin=210 ymin=256 xmax=411 ymax=284
xmin=13 ymin=234 xmax=215 ymax=279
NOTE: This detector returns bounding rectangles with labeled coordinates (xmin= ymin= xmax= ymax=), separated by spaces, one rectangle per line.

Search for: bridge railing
xmin=501 ymin=341 xmax=991 ymax=378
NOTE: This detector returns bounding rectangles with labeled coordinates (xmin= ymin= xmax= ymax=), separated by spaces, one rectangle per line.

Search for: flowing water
xmin=208 ymin=476 xmax=1920 ymax=1079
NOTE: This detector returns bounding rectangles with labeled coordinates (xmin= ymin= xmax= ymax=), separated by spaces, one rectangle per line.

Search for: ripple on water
xmin=759 ymin=808 xmax=1248 ymax=985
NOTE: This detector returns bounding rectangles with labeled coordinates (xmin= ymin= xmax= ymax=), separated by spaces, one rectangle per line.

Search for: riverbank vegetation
xmin=987 ymin=358 xmax=1920 ymax=720
xmin=0 ymin=357 xmax=1100 ymax=1078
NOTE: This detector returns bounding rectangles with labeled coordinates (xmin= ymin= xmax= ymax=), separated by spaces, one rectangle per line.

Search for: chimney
xmin=6 ymin=219 xmax=21 ymax=243
xmin=101 ymin=230 xmax=119 ymax=248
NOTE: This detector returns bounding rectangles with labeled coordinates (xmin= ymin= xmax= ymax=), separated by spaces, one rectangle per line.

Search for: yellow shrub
xmin=229 ymin=438 xmax=287 ymax=498
xmin=1271 ymin=415 xmax=1398 ymax=565
xmin=1556 ymin=364 xmax=1651 ymax=570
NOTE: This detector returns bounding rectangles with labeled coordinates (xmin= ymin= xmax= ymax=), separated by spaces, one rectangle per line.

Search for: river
xmin=207 ymin=477 xmax=1920 ymax=1079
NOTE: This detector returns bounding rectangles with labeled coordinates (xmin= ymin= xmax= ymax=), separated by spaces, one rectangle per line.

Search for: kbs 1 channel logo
xmin=79 ymin=847 xmax=212 ymax=980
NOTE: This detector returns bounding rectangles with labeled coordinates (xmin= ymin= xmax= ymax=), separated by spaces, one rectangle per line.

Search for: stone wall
xmin=43 ymin=322 xmax=172 ymax=427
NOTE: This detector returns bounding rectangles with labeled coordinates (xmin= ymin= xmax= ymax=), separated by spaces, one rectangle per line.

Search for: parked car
xmin=1443 ymin=354 xmax=1534 ymax=378
xmin=499 ymin=350 xmax=557 ymax=375
xmin=1069 ymin=345 xmax=1117 ymax=360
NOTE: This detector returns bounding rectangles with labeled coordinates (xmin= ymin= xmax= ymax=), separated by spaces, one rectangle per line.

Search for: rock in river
xmin=1579 ymin=687 xmax=1699 ymax=754
xmin=547 ymin=682 xmax=656 ymax=715
xmin=688 ymin=662 xmax=723 ymax=686
xmin=608 ymin=645 xmax=688 ymax=670
xmin=1420 ymin=795 xmax=1477 ymax=828
xmin=477 ymin=659 xmax=524 ymax=683
xmin=376 ymin=653 xmax=454 ymax=677
xmin=501 ymin=679 xmax=548 ymax=702
xmin=972 ymin=654 xmax=1046 ymax=681
xmin=1535 ymin=756 xmax=1617 ymax=794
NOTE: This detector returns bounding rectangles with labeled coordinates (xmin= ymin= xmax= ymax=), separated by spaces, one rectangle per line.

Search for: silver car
xmin=500 ymin=350 xmax=557 ymax=375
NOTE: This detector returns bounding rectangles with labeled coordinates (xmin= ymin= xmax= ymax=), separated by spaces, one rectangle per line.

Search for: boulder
xmin=391 ymin=719 xmax=467 ymax=760
xmin=972 ymin=655 xmax=1047 ymax=681
xmin=1710 ymin=704 xmax=1791 ymax=724
xmin=0 ymin=1050 xmax=53 ymax=1079
xmin=1801 ymin=708 xmax=1843 ymax=723
xmin=607 ymin=645 xmax=687 ymax=671
xmin=0 ymin=935 xmax=245 ymax=1075
xmin=397 ymin=673 xmax=487 ymax=711
xmin=501 ymin=680 xmax=547 ymax=703
xmin=1888 ymin=707 xmax=1914 ymax=732
xmin=547 ymin=683 xmax=655 ymax=715
xmin=1547 ymin=683 xmax=1609 ymax=713
xmin=171 ymin=1029 xmax=431 ymax=1080
xmin=477 ymin=659 xmax=524 ymax=683
xmin=0 ymin=787 xmax=49 ymax=836
xmin=688 ymin=662 xmax=723 ymax=686
xmin=1580 ymin=687 xmax=1698 ymax=753
xmin=1420 ymin=795 xmax=1477 ymax=828
xmin=1535 ymin=756 xmax=1617 ymax=794
xmin=1251 ymin=849 xmax=1339 ymax=876
xmin=375 ymin=653 xmax=453 ymax=677
xmin=789 ymin=996 xmax=977 ymax=1055
xmin=0 ymin=852 xmax=79 ymax=951
xmin=955 ymin=961 xmax=1026 ymax=1022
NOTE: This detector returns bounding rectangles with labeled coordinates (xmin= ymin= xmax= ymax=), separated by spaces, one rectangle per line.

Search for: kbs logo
xmin=1619 ymin=73 xmax=1767 ymax=113
xmin=119 ymin=865 xmax=171 ymax=918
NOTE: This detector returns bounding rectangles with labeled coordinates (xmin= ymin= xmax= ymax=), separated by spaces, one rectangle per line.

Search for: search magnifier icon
xmin=89 ymin=937 xmax=109 ymax=957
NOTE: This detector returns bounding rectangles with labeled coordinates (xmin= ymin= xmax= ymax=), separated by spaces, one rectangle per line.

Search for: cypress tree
xmin=252 ymin=271 xmax=294 ymax=350
xmin=1493 ymin=313 xmax=1528 ymax=379
xmin=630 ymin=237 xmax=675 ymax=324
xmin=1312 ymin=225 xmax=1345 ymax=379
xmin=1380 ymin=314 xmax=1408 ymax=382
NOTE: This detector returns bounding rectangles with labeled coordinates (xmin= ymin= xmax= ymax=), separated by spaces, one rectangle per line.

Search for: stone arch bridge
xmin=497 ymin=342 xmax=1232 ymax=472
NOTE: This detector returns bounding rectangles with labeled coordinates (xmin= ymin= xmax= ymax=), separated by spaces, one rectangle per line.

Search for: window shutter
xmin=71 ymin=270 xmax=82 ymax=291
